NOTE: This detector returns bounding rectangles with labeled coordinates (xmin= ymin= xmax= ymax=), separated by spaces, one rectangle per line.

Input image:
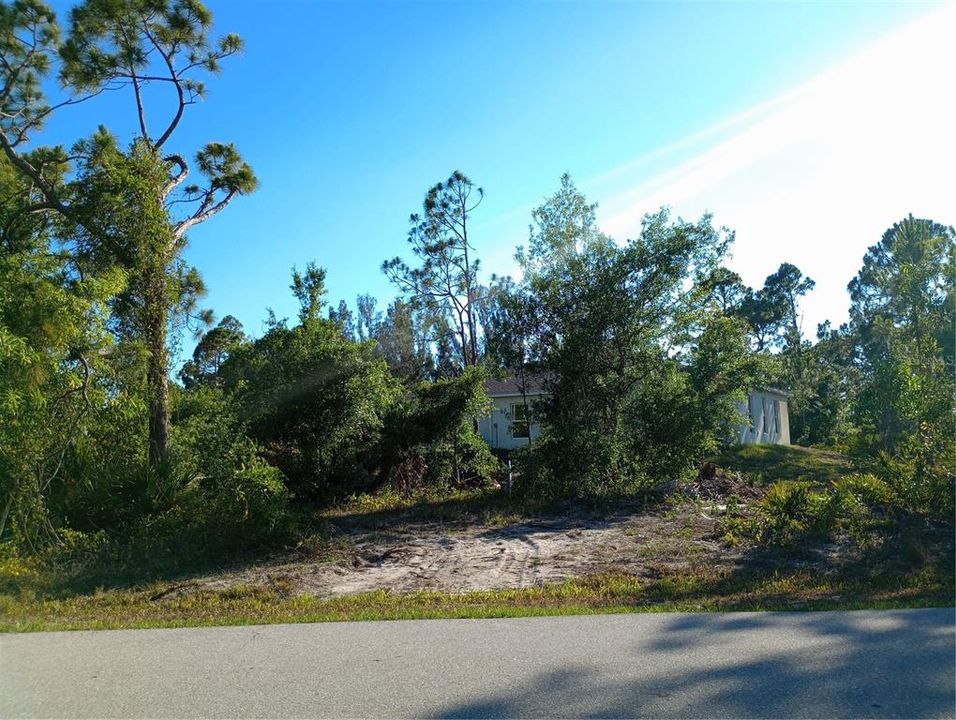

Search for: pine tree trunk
xmin=461 ymin=217 xmax=478 ymax=367
xmin=145 ymin=265 xmax=170 ymax=467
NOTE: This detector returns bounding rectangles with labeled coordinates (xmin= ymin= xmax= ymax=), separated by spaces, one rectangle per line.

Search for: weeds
xmin=2 ymin=560 xmax=950 ymax=633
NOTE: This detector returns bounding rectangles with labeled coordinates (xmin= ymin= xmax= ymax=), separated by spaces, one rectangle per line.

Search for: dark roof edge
xmin=755 ymin=386 xmax=791 ymax=397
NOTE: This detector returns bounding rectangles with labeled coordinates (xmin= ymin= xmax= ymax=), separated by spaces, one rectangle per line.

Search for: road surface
xmin=2 ymin=608 xmax=954 ymax=718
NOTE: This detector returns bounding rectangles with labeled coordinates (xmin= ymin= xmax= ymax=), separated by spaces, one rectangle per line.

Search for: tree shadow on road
xmin=432 ymin=608 xmax=956 ymax=719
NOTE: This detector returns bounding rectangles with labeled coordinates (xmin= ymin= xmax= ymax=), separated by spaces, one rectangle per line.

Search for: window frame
xmin=510 ymin=402 xmax=530 ymax=439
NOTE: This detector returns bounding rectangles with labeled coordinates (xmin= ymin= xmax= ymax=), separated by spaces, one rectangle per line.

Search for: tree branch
xmin=160 ymin=154 xmax=188 ymax=201
xmin=142 ymin=22 xmax=184 ymax=150
xmin=131 ymin=72 xmax=150 ymax=141
xmin=0 ymin=133 xmax=70 ymax=218
xmin=173 ymin=190 xmax=237 ymax=241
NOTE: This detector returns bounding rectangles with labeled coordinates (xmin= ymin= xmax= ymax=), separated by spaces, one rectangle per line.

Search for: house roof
xmin=484 ymin=374 xmax=548 ymax=397
xmin=485 ymin=374 xmax=788 ymax=399
xmin=754 ymin=386 xmax=791 ymax=398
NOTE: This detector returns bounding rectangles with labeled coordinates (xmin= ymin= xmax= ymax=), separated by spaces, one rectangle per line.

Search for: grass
xmin=323 ymin=485 xmax=541 ymax=530
xmin=2 ymin=562 xmax=951 ymax=633
xmin=712 ymin=444 xmax=855 ymax=486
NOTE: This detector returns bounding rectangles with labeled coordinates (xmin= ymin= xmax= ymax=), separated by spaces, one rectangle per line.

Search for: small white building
xmin=478 ymin=376 xmax=790 ymax=450
xmin=478 ymin=376 xmax=546 ymax=451
xmin=737 ymin=387 xmax=791 ymax=445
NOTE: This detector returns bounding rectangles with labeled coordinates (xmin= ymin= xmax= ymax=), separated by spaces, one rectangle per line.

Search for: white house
xmin=737 ymin=387 xmax=791 ymax=445
xmin=478 ymin=375 xmax=547 ymax=451
xmin=478 ymin=376 xmax=790 ymax=450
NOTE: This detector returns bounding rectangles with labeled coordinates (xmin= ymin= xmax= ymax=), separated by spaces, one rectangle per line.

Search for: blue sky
xmin=41 ymin=0 xmax=954 ymax=352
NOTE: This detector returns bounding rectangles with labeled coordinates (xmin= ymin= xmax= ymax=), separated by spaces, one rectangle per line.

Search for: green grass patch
xmin=714 ymin=444 xmax=855 ymax=486
xmin=322 ymin=485 xmax=568 ymax=532
xmin=2 ymin=561 xmax=951 ymax=633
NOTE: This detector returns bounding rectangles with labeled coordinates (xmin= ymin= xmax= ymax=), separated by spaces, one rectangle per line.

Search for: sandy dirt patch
xmin=160 ymin=503 xmax=742 ymax=600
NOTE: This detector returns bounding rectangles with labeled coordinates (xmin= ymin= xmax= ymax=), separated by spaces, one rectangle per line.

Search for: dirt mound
xmin=685 ymin=462 xmax=761 ymax=501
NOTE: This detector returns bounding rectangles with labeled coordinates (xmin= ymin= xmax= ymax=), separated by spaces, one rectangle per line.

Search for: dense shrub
xmin=833 ymin=473 xmax=895 ymax=507
xmin=748 ymin=474 xmax=898 ymax=547
xmin=170 ymin=387 xmax=291 ymax=545
xmin=380 ymin=367 xmax=496 ymax=491
xmin=753 ymin=481 xmax=814 ymax=545
xmin=221 ymin=316 xmax=400 ymax=501
xmin=518 ymin=319 xmax=757 ymax=500
xmin=875 ymin=435 xmax=955 ymax=518
xmin=502 ymin=194 xmax=754 ymax=500
xmin=49 ymin=392 xmax=150 ymax=531
xmin=189 ymin=461 xmax=290 ymax=544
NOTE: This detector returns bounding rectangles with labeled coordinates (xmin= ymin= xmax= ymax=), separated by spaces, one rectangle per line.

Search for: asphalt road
xmin=2 ymin=608 xmax=954 ymax=718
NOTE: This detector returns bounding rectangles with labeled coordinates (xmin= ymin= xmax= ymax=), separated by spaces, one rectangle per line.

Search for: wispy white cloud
xmin=594 ymin=2 xmax=956 ymax=333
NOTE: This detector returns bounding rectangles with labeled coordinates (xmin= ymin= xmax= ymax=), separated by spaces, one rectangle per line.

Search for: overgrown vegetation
xmin=0 ymin=0 xmax=952 ymax=626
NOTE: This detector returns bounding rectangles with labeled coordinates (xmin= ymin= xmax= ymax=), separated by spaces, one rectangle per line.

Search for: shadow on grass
xmin=634 ymin=505 xmax=955 ymax=612
xmin=322 ymin=485 xmax=668 ymax=534
xmin=322 ymin=487 xmax=540 ymax=532
xmin=27 ymin=529 xmax=294 ymax=599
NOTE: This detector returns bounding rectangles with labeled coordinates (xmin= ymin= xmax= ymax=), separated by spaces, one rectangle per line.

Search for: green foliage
xmin=179 ymin=315 xmax=245 ymax=388
xmin=515 ymin=172 xmax=613 ymax=273
xmin=0 ymin=1 xmax=60 ymax=138
xmin=731 ymin=262 xmax=814 ymax=353
xmin=849 ymin=215 xmax=954 ymax=357
xmin=375 ymin=299 xmax=433 ymax=383
xmin=853 ymin=335 xmax=953 ymax=453
xmin=3 ymin=6 xmax=952 ymax=602
xmin=290 ymin=262 xmax=328 ymax=323
xmin=58 ymin=0 xmax=240 ymax=115
xmin=748 ymin=474 xmax=899 ymax=547
xmin=841 ymin=216 xmax=955 ymax=514
xmin=687 ymin=315 xmax=761 ymax=443
xmin=149 ymin=387 xmax=291 ymax=545
xmin=383 ymin=171 xmax=484 ymax=371
xmin=756 ymin=481 xmax=813 ymax=544
xmin=505 ymin=179 xmax=748 ymax=499
xmin=748 ymin=481 xmax=851 ymax=547
xmin=38 ymin=527 xmax=109 ymax=569
xmin=874 ymin=428 xmax=955 ymax=517
xmin=331 ymin=295 xmax=434 ymax=383
xmin=221 ymin=278 xmax=400 ymax=500
xmin=833 ymin=473 xmax=895 ymax=508
xmin=0 ymin=150 xmax=126 ymax=549
xmin=2 ymin=0 xmax=257 ymax=471
xmin=193 ymin=143 xmax=257 ymax=194
xmin=380 ymin=367 xmax=496 ymax=490
xmin=786 ymin=321 xmax=859 ymax=446
xmin=0 ymin=0 xmax=272 ymax=570
xmin=48 ymin=390 xmax=149 ymax=531
xmin=195 ymin=462 xmax=290 ymax=543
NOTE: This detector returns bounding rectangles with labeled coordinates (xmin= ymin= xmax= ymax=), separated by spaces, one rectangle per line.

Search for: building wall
xmin=478 ymin=395 xmax=543 ymax=451
xmin=736 ymin=390 xmax=791 ymax=445
xmin=478 ymin=389 xmax=790 ymax=450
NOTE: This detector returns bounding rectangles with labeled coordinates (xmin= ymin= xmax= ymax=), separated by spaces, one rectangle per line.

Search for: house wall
xmin=736 ymin=390 xmax=791 ymax=445
xmin=478 ymin=388 xmax=790 ymax=450
xmin=478 ymin=395 xmax=543 ymax=451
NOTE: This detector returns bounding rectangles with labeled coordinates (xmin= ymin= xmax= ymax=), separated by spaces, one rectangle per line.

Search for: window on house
xmin=511 ymin=403 xmax=530 ymax=439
